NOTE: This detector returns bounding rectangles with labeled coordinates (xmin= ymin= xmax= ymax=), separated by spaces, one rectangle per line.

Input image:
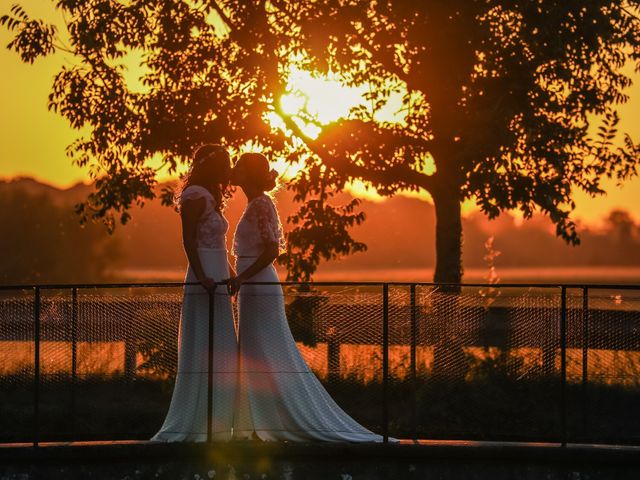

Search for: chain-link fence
xmin=1 ymin=283 xmax=639 ymax=445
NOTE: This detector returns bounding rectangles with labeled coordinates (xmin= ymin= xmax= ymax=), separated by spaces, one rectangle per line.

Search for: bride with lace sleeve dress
xmin=152 ymin=145 xmax=237 ymax=442
xmin=228 ymin=153 xmax=384 ymax=442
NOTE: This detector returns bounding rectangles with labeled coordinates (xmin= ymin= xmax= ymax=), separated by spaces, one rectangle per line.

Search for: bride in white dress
xmin=227 ymin=153 xmax=384 ymax=442
xmin=152 ymin=144 xmax=238 ymax=442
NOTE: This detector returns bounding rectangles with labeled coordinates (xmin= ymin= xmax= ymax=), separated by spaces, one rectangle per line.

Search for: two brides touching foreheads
xmin=151 ymin=144 xmax=384 ymax=443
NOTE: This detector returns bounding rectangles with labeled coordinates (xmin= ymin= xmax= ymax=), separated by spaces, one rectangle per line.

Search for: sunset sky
xmin=2 ymin=3 xmax=640 ymax=229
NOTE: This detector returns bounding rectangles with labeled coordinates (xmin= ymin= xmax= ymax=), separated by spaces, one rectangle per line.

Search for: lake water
xmin=117 ymin=266 xmax=640 ymax=284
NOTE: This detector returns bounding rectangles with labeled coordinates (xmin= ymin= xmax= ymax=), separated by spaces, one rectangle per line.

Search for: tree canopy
xmin=283 ymin=0 xmax=640 ymax=281
xmin=2 ymin=1 xmax=369 ymax=281
xmin=3 ymin=1 xmax=640 ymax=282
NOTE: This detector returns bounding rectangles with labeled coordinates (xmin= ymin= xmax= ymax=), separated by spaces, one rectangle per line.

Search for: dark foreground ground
xmin=2 ymin=440 xmax=640 ymax=480
xmin=5 ymin=375 xmax=640 ymax=445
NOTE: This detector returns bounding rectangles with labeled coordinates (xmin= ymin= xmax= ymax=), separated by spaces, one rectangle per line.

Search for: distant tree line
xmin=464 ymin=209 xmax=640 ymax=269
xmin=0 ymin=186 xmax=121 ymax=285
xmin=2 ymin=178 xmax=640 ymax=285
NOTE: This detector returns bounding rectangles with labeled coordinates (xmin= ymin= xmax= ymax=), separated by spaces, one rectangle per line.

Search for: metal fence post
xmin=382 ymin=283 xmax=389 ymax=443
xmin=410 ymin=284 xmax=417 ymax=440
xmin=71 ymin=287 xmax=78 ymax=440
xmin=582 ymin=286 xmax=589 ymax=440
xmin=560 ymin=286 xmax=567 ymax=447
xmin=207 ymin=287 xmax=215 ymax=443
xmin=34 ymin=286 xmax=41 ymax=447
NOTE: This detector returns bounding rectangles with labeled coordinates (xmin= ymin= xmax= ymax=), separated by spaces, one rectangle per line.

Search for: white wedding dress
xmin=231 ymin=194 xmax=384 ymax=442
xmin=152 ymin=185 xmax=237 ymax=442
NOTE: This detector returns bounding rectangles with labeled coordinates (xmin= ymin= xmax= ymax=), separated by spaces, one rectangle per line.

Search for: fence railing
xmin=1 ymin=281 xmax=640 ymax=446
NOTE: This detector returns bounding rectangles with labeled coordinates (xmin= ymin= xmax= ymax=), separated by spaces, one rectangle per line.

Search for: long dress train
xmin=232 ymin=259 xmax=384 ymax=442
xmin=231 ymin=194 xmax=384 ymax=442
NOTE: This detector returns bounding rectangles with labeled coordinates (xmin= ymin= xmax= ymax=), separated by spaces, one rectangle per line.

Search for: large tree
xmin=278 ymin=0 xmax=640 ymax=284
xmin=3 ymin=1 xmax=640 ymax=284
xmin=1 ymin=1 xmax=367 ymax=280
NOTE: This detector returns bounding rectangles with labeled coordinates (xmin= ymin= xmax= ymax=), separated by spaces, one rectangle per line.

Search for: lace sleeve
xmin=251 ymin=196 xmax=285 ymax=251
xmin=178 ymin=185 xmax=213 ymax=208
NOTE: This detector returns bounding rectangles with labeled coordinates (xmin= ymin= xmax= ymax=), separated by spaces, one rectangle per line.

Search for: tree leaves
xmin=292 ymin=0 xmax=640 ymax=252
xmin=1 ymin=4 xmax=56 ymax=63
xmin=3 ymin=0 xmax=640 ymax=281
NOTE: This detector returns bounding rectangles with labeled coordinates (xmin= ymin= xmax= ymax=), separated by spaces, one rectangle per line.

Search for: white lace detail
xmin=180 ymin=185 xmax=228 ymax=249
xmin=233 ymin=194 xmax=285 ymax=257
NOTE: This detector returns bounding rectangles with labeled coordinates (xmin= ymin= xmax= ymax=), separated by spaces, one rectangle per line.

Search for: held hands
xmin=225 ymin=274 xmax=245 ymax=297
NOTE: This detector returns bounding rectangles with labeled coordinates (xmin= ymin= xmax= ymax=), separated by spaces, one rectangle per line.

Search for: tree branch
xmin=274 ymin=104 xmax=435 ymax=193
xmin=210 ymin=1 xmax=236 ymax=31
xmin=621 ymin=2 xmax=640 ymax=22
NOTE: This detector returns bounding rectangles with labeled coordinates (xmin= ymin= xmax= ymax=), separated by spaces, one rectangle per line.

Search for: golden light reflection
xmin=271 ymin=67 xmax=433 ymax=202
xmin=2 ymin=339 xmax=635 ymax=387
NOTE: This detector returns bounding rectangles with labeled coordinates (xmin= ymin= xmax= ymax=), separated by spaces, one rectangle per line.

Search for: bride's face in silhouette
xmin=230 ymin=163 xmax=250 ymax=191
xmin=230 ymin=153 xmax=273 ymax=196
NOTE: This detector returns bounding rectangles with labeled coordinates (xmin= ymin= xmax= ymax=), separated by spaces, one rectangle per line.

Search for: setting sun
xmin=279 ymin=67 xmax=366 ymax=138
xmin=269 ymin=67 xmax=426 ymax=202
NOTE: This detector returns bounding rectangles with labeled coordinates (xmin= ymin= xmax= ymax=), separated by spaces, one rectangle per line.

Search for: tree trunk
xmin=432 ymin=188 xmax=463 ymax=286
xmin=430 ymin=188 xmax=466 ymax=378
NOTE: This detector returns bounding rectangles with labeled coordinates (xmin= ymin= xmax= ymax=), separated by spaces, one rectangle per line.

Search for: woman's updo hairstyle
xmin=175 ymin=143 xmax=232 ymax=212
xmin=234 ymin=152 xmax=278 ymax=192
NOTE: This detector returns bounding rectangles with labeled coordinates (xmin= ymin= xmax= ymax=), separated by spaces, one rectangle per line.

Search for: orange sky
xmin=2 ymin=3 xmax=640 ymax=228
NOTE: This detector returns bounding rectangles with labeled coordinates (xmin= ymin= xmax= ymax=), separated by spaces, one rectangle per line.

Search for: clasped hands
xmin=197 ymin=274 xmax=245 ymax=297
